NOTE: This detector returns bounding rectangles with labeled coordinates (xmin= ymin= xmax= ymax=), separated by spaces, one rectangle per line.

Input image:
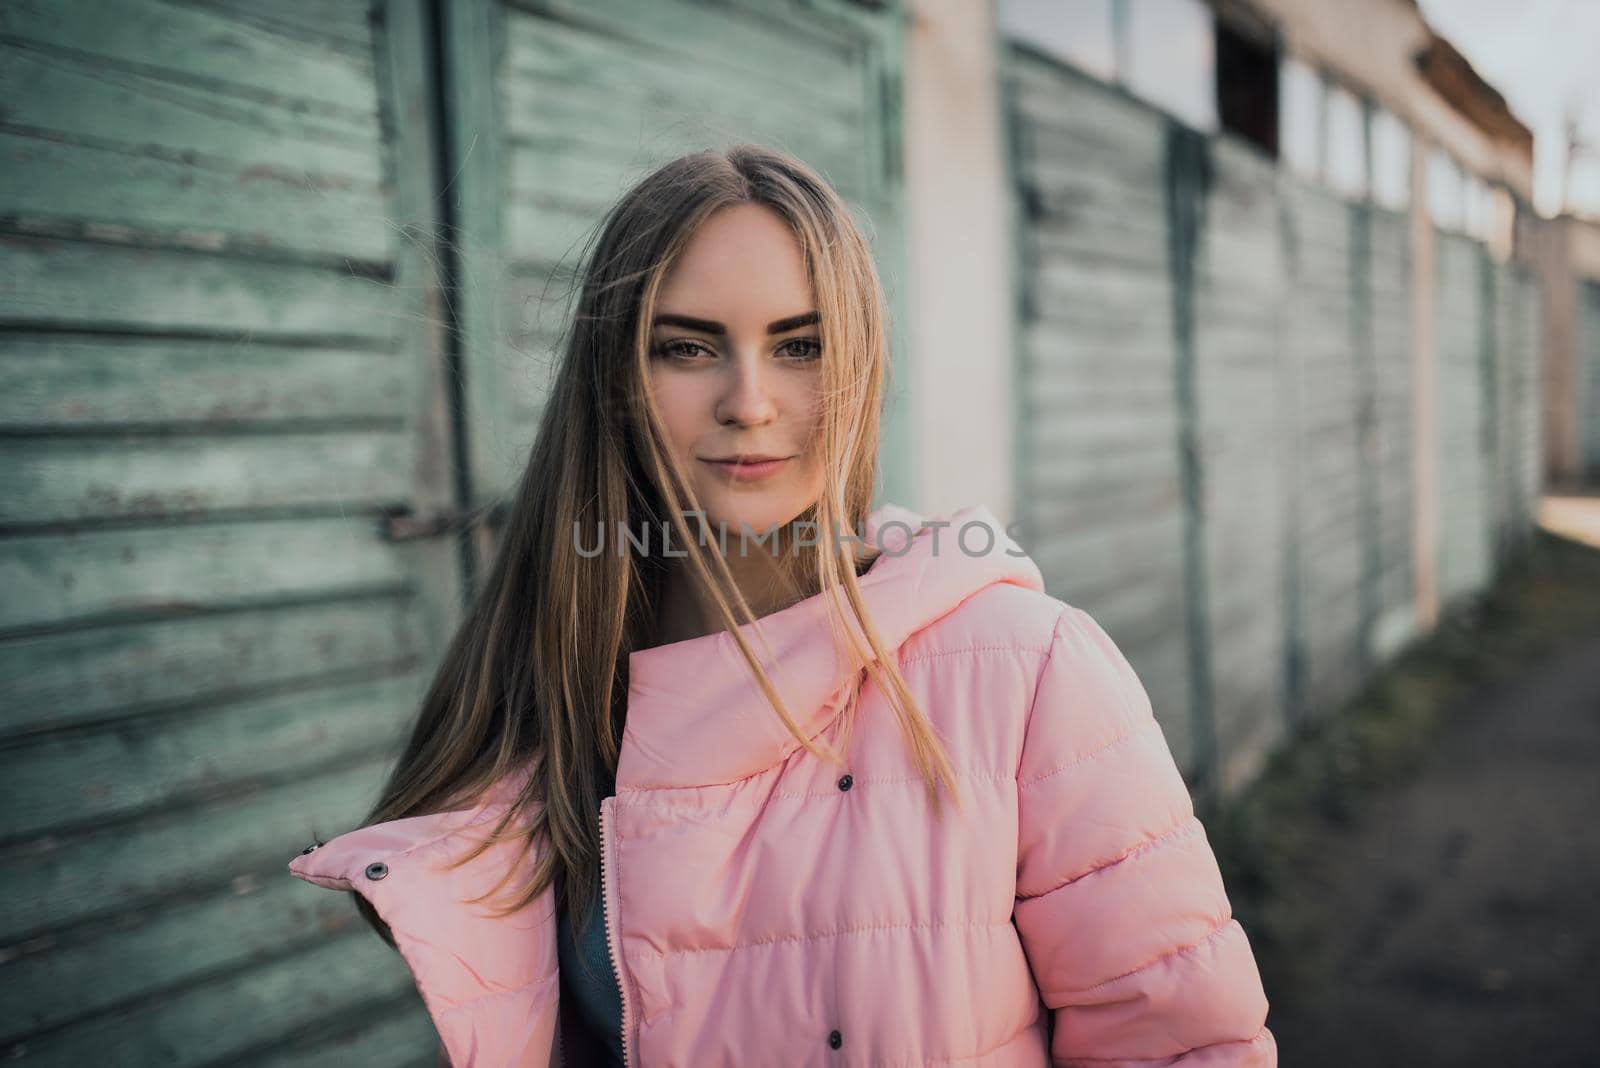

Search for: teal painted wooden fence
xmin=0 ymin=0 xmax=907 ymax=1062
xmin=1 ymin=0 xmax=459 ymax=1061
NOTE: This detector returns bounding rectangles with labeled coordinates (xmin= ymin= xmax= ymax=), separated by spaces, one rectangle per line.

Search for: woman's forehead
xmin=656 ymin=204 xmax=813 ymax=322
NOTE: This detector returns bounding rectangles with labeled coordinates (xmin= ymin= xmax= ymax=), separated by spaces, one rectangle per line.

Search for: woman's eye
xmin=655 ymin=339 xmax=711 ymax=361
xmin=780 ymin=338 xmax=822 ymax=361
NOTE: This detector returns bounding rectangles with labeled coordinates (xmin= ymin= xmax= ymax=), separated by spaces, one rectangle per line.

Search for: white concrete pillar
xmin=902 ymin=0 xmax=1018 ymax=523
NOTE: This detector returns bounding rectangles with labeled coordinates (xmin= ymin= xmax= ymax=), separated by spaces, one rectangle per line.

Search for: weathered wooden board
xmin=1368 ymin=208 xmax=1415 ymax=655
xmin=9 ymin=928 xmax=416 ymax=1067
xmin=1194 ymin=136 xmax=1289 ymax=794
xmin=1434 ymin=230 xmax=1492 ymax=606
xmin=3 ymin=673 xmax=424 ymax=838
xmin=1280 ymin=180 xmax=1367 ymax=721
xmin=0 ymin=0 xmax=459 ymax=1059
xmin=2 ymin=756 xmax=390 ymax=942
xmin=0 ymin=337 xmax=409 ymax=432
xmin=1005 ymin=45 xmax=1196 ymax=773
xmin=0 ymin=518 xmax=411 ymax=631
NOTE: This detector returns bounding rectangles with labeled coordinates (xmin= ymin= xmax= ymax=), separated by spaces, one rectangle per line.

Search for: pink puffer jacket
xmin=289 ymin=503 xmax=1276 ymax=1066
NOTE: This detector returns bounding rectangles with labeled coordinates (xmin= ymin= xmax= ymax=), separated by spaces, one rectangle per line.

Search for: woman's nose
xmin=715 ymin=352 xmax=779 ymax=426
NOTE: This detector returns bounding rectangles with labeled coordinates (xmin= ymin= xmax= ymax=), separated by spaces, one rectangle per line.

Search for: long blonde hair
xmin=354 ymin=144 xmax=963 ymax=949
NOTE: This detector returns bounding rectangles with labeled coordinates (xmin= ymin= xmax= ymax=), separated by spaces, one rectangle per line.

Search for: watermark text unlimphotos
xmin=572 ymin=513 xmax=1033 ymax=560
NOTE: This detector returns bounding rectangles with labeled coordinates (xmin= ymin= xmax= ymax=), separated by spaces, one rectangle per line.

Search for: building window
xmin=1370 ymin=105 xmax=1411 ymax=210
xmin=1214 ymin=17 xmax=1278 ymax=156
xmin=1324 ymin=82 xmax=1368 ymax=199
xmin=1123 ymin=0 xmax=1217 ymax=131
xmin=998 ymin=0 xmax=1216 ymax=132
xmin=1279 ymin=54 xmax=1323 ymax=180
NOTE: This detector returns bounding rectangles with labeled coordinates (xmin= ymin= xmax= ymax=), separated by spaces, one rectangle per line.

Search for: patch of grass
xmin=1206 ymin=526 xmax=1600 ymax=994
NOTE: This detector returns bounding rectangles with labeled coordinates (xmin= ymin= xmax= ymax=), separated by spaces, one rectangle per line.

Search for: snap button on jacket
xmin=289 ymin=503 xmax=1276 ymax=1066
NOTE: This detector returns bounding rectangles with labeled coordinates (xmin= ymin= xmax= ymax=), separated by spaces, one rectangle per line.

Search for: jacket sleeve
xmin=287 ymin=812 xmax=562 ymax=1067
xmin=1013 ymin=605 xmax=1276 ymax=1066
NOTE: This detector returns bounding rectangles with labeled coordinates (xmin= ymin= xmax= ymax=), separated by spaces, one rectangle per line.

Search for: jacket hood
xmin=613 ymin=500 xmax=1044 ymax=789
xmin=289 ymin=501 xmax=1044 ymax=875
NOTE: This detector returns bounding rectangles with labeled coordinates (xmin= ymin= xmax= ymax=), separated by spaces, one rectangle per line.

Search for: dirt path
xmin=1264 ymin=624 xmax=1600 ymax=1065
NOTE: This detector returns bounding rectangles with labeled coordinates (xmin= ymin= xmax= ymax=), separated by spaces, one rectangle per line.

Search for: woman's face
xmin=647 ymin=202 xmax=826 ymax=546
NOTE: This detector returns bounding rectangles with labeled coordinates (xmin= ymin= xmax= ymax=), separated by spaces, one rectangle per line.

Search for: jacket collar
xmin=617 ymin=501 xmax=1043 ymax=789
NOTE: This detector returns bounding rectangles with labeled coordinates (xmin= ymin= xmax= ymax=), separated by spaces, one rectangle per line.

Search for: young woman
xmin=289 ymin=144 xmax=1277 ymax=1067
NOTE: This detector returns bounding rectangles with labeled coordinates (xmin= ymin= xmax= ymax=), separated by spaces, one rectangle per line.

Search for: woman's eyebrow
xmin=651 ymin=311 xmax=819 ymax=335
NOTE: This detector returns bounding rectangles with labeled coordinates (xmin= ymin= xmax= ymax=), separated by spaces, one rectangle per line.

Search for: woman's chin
xmin=695 ymin=496 xmax=808 ymax=545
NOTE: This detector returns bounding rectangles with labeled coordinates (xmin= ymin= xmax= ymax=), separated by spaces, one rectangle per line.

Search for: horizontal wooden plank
xmin=1023 ymin=193 xmax=1170 ymax=258
xmin=501 ymin=195 xmax=610 ymax=274
xmin=506 ymin=0 xmax=863 ymax=114
xmin=1008 ymin=60 xmax=1168 ymax=160
xmin=2 ymin=672 xmax=422 ymax=838
xmin=503 ymin=14 xmax=867 ymax=163
xmin=1023 ymin=221 xmax=1168 ymax=275
xmin=0 ymin=755 xmax=391 ymax=941
xmin=1024 ymin=394 xmax=1177 ymax=434
xmin=0 ymin=38 xmax=381 ymax=183
xmin=0 ymin=516 xmax=411 ymax=632
xmin=1022 ymin=480 xmax=1183 ymax=536
xmin=0 ymin=0 xmax=379 ymax=116
xmin=0 ymin=597 xmax=420 ymax=737
xmin=1206 ymin=538 xmax=1284 ymax=597
xmin=2 ymin=429 xmax=412 ymax=525
xmin=501 ymin=139 xmax=644 ymax=209
xmin=193 ymin=0 xmax=375 ymax=50
xmin=1028 ymin=415 xmax=1181 ymax=457
xmin=1025 ymin=506 xmax=1186 ymax=576
xmin=0 ymin=238 xmax=398 ymax=339
xmin=1030 ymin=258 xmax=1171 ymax=319
xmin=1281 ymin=182 xmax=1354 ymax=230
xmin=1020 ymin=335 xmax=1175 ymax=374
xmin=0 ymin=335 xmax=408 ymax=432
xmin=500 ymin=138 xmax=865 ymax=269
xmin=1208 ymin=608 xmax=1281 ymax=671
xmin=8 ymin=928 xmax=415 ymax=1066
xmin=0 ymin=130 xmax=393 ymax=262
xmin=192 ymin=0 xmax=375 ymax=52
xmin=1022 ymin=443 xmax=1178 ymax=498
xmin=1015 ymin=128 xmax=1165 ymax=205
xmin=1019 ymin=374 xmax=1175 ymax=415
xmin=249 ymin=998 xmax=439 ymax=1068
xmin=0 ymin=866 xmax=363 ymax=1038
xmin=1051 ymin=570 xmax=1188 ymax=652
xmin=1208 ymin=139 xmax=1278 ymax=200
xmin=1194 ymin=291 xmax=1282 ymax=329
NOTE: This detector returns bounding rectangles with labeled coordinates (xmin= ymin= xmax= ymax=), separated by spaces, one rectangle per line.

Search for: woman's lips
xmin=702 ymin=457 xmax=791 ymax=481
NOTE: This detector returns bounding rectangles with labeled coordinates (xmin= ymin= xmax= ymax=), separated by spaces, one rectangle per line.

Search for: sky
xmin=1417 ymin=0 xmax=1600 ymax=218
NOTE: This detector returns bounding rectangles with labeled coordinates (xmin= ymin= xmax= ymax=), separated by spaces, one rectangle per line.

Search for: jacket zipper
xmin=600 ymin=794 xmax=635 ymax=1068
xmin=556 ymin=988 xmax=566 ymax=1067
